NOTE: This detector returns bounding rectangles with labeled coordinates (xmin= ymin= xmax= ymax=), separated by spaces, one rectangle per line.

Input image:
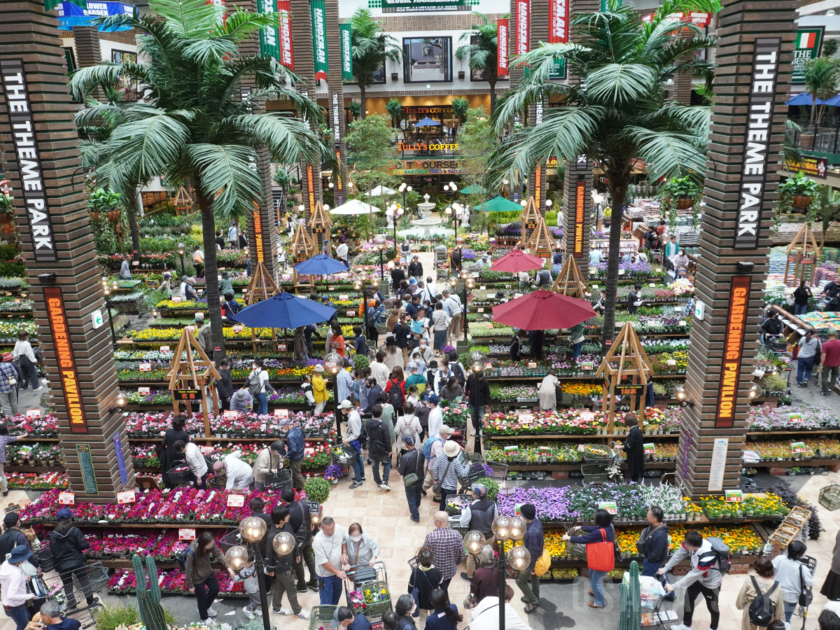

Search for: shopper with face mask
xmin=343 ymin=523 xmax=381 ymax=572
xmin=248 ymin=359 xmax=275 ymax=415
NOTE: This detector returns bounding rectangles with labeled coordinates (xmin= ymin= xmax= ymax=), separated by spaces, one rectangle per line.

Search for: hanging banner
xmin=55 ymin=1 xmax=133 ymax=31
xmin=793 ymin=27 xmax=824 ymax=83
xmin=785 ymin=156 xmax=827 ymax=179
xmin=258 ymin=0 xmax=280 ymax=60
xmin=515 ymin=0 xmax=529 ymax=57
xmin=310 ymin=0 xmax=328 ymax=81
xmin=376 ymin=0 xmax=470 ymax=13
xmin=208 ymin=0 xmax=226 ymax=26
xmin=340 ymin=23 xmax=354 ymax=81
xmin=497 ymin=19 xmax=509 ymax=74
xmin=715 ymin=276 xmax=751 ymax=427
xmin=600 ymin=0 xmax=620 ymax=9
xmin=548 ymin=0 xmax=568 ymax=43
xmin=641 ymin=11 xmax=711 ymax=26
xmin=278 ymin=0 xmax=294 ymax=70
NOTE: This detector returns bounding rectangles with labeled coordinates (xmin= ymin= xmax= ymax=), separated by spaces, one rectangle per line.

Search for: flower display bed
xmin=108 ymin=568 xmax=247 ymax=596
xmin=124 ymin=411 xmax=335 ymax=440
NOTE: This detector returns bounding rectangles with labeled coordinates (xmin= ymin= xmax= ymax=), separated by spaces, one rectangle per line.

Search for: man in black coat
xmin=528 ymin=329 xmax=545 ymax=360
xmin=619 ymin=413 xmax=645 ymax=482
xmin=216 ymin=359 xmax=234 ymax=410
xmin=465 ymin=369 xmax=491 ymax=447
xmin=0 ymin=513 xmax=36 ymax=569
xmin=390 ymin=265 xmax=406 ymax=292
xmin=366 ymin=405 xmax=393 ymax=491
xmin=408 ymin=255 xmax=424 ymax=280
xmin=638 ymin=505 xmax=670 ymax=578
xmin=265 ymin=505 xmax=303 ymax=615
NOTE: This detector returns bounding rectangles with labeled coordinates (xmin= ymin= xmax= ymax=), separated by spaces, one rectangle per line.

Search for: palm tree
xmin=451 ymin=97 xmax=469 ymax=130
xmin=385 ymin=98 xmax=403 ymax=128
xmin=71 ymin=0 xmax=326 ymax=362
xmin=456 ymin=13 xmax=507 ymax=115
xmin=349 ymin=9 xmax=401 ymax=120
xmin=490 ymin=0 xmax=718 ymax=349
xmin=804 ymin=56 xmax=840 ymax=124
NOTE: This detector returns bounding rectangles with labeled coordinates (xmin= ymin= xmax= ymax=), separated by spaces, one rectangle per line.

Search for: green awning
xmin=460 ymin=184 xmax=487 ymax=195
xmin=46 ymin=0 xmax=86 ymax=10
xmin=472 ymin=196 xmax=524 ymax=212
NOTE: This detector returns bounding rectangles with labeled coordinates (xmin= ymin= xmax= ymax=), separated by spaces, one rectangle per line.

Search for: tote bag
xmin=586 ymin=528 xmax=615 ymax=572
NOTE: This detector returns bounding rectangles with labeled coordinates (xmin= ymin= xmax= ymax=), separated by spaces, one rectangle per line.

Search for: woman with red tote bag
xmin=564 ymin=509 xmax=616 ymax=609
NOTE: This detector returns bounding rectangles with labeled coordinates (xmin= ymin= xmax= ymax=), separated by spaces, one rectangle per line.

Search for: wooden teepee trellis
xmin=551 ymin=256 xmax=588 ymax=298
xmin=519 ymin=196 xmax=542 ymax=246
xmin=307 ymin=200 xmax=333 ymax=253
xmin=527 ymin=215 xmax=555 ymax=263
xmin=172 ymin=186 xmax=194 ymax=214
xmin=242 ymin=261 xmax=280 ymax=353
xmin=595 ymin=322 xmax=653 ymax=431
xmin=290 ymin=222 xmax=316 ymax=293
xmin=784 ymin=223 xmax=822 ymax=287
xmin=166 ymin=328 xmax=222 ymax=436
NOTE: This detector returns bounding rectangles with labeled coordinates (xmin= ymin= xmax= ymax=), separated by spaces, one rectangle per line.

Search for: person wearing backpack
xmin=248 ymin=359 xmax=275 ymax=415
xmin=464 ymin=368 xmax=491 ymax=442
xmin=459 ymin=484 xmax=498 ymax=579
xmin=184 ymin=531 xmax=235 ymax=623
xmin=771 ymin=540 xmax=814 ymax=622
xmin=281 ymin=487 xmax=318 ymax=593
xmin=385 ymin=367 xmax=406 ymax=413
xmin=638 ymin=506 xmax=670 ymax=578
xmin=659 ymin=530 xmax=724 ymax=630
xmin=564 ymin=508 xmax=615 ymax=610
xmin=367 ymin=404 xmax=393 ymax=491
xmin=736 ymin=556 xmax=784 ymax=630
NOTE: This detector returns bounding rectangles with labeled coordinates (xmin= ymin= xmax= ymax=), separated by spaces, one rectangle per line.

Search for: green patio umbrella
xmin=472 ymin=196 xmax=524 ymax=212
xmin=460 ymin=184 xmax=487 ymax=195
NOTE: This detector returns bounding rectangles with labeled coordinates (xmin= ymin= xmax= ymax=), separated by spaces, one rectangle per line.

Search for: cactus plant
xmin=138 ymin=590 xmax=167 ymax=630
xmin=627 ymin=560 xmax=641 ymax=630
xmin=133 ymin=554 xmax=161 ymax=627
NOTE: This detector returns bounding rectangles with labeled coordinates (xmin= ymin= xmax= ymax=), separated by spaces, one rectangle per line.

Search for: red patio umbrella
xmin=492 ymin=290 xmax=596 ymax=331
xmin=490 ymin=249 xmax=546 ymax=273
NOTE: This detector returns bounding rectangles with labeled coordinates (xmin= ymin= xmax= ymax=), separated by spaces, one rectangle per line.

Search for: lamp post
xmin=354 ymin=277 xmax=379 ymax=337
xmin=467 ymin=515 xmax=529 ymax=630
xmin=177 ymin=242 xmax=186 ymax=276
xmin=390 ymin=204 xmax=404 ymax=251
xmin=324 ymin=351 xmax=343 ymax=438
xmin=102 ymin=279 xmax=118 ymax=347
xmin=226 ymin=516 xmax=294 ymax=630
xmin=378 ymin=243 xmax=386 ymax=280
xmin=399 ymin=183 xmax=413 ymax=213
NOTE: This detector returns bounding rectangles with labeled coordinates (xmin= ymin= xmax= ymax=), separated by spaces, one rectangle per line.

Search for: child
xmin=406 ymin=385 xmax=420 ymax=408
xmin=240 ymin=549 xmax=262 ymax=619
xmin=301 ymin=374 xmax=315 ymax=409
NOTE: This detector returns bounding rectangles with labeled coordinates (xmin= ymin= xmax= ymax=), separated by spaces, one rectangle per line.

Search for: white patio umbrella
xmin=366 ymin=185 xmax=398 ymax=197
xmin=329 ymin=199 xmax=382 ymax=215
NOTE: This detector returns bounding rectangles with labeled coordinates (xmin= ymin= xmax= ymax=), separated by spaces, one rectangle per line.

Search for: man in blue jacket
xmin=517 ymin=503 xmax=544 ymax=613
xmin=331 ymin=606 xmax=372 ymax=630
xmin=39 ymin=601 xmax=80 ymax=630
xmin=285 ymin=424 xmax=305 ymax=491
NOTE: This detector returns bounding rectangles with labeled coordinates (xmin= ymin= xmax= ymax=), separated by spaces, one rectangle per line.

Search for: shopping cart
xmin=344 ymin=561 xmax=391 ymax=627
xmin=37 ymin=562 xmax=109 ymax=626
xmin=264 ymin=468 xmax=293 ymax=492
xmin=32 ymin=545 xmax=55 ymax=573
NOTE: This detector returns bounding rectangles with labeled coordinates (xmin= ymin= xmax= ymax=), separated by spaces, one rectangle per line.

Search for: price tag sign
xmin=619 ymin=269 xmax=625 ymax=276
xmin=538 ymin=446 xmax=552 ymax=455
xmin=592 ymin=285 xmax=598 ymax=289
xmin=667 ymin=359 xmax=677 ymax=366
xmin=329 ymin=287 xmax=336 ymax=291
xmin=514 ymin=293 xmax=523 ymax=299
xmin=172 ymin=296 xmax=182 ymax=303
xmin=227 ymin=494 xmax=245 ymax=508
xmin=117 ymin=491 xmax=135 ymax=505
xmin=753 ymin=369 xmax=766 ymax=378
xmin=481 ymin=286 xmax=486 ymax=291
xmin=223 ymin=410 xmax=238 ymax=418
xmin=644 ymin=443 xmax=656 ymax=455
xmin=725 ymin=490 xmax=743 ymax=503
xmin=277 ymin=343 xmax=287 ymax=352
xmin=581 ymin=362 xmax=594 ymax=371
xmin=195 ymin=312 xmax=204 ymax=321
xmin=232 ymin=325 xmax=243 ymax=333
xmin=339 ymin=294 xmax=349 ymax=301
xmin=346 ymin=310 xmax=355 ymax=317
xmin=598 ymin=501 xmax=618 ymax=515
xmin=138 ymin=387 xmax=150 ymax=396
xmin=649 ymin=283 xmax=656 ymax=288
xmin=504 ymin=445 xmax=519 ymax=455
xmin=528 ymin=362 xmax=537 ymax=368
xmin=789 ymin=412 xmax=803 ymax=423
xmin=478 ymin=308 xmax=484 ymax=313
xmin=485 ymin=363 xmax=493 ymax=370
xmin=519 ymin=414 xmax=534 ymax=424
xmin=58 ymin=492 xmax=75 ymax=505
xmin=139 ymin=363 xmax=152 ymax=372
xmin=26 ymin=409 xmax=41 ymax=419
xmin=579 ymin=411 xmax=595 ymax=423
xmin=179 ymin=528 xmax=197 ymax=541
xmin=675 ymin=306 xmax=682 ymax=312
xmin=791 ymin=441 xmax=806 ymax=454
xmin=160 ymin=346 xmax=170 ymax=354
xmin=679 ymin=320 xmax=687 ymax=326
xmin=274 ymin=409 xmax=289 ymax=419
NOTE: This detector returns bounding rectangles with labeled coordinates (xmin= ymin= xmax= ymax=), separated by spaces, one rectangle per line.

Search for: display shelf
xmin=746 ymin=429 xmax=840 ymax=436
xmin=127 ymin=436 xmax=325 ymax=442
xmin=499 ymin=461 xmax=677 ymax=472
xmin=5 ymin=464 xmax=64 ymax=473
xmin=746 ymin=458 xmax=839 ymax=469
xmin=484 ymin=373 xmax=685 ymax=382
xmin=486 ymin=433 xmax=680 ymax=440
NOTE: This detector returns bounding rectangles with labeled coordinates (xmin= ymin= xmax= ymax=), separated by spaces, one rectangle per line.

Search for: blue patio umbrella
xmin=414 ymin=117 xmax=441 ymax=127
xmin=786 ymin=92 xmax=823 ymax=106
xmin=822 ymin=94 xmax=840 ymax=107
xmin=229 ymin=292 xmax=336 ymax=329
xmin=294 ymin=254 xmax=348 ymax=275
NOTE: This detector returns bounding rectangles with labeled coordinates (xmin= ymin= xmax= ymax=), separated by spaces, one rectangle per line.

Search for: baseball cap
xmin=338 ymin=400 xmax=353 ymax=410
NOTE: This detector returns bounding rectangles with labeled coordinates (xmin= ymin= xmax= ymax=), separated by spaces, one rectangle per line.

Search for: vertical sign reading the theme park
xmin=548 ymin=0 xmax=568 ymax=43
xmin=311 ymin=0 xmax=328 ymax=80
xmin=715 ymin=276 xmax=751 ymax=427
xmin=516 ymin=0 xmax=529 ymax=56
xmin=340 ymin=23 xmax=353 ymax=80
xmin=277 ymin=0 xmax=294 ymax=70
xmin=497 ymin=19 xmax=509 ymax=74
xmin=258 ymin=0 xmax=280 ymax=60
xmin=734 ymin=38 xmax=782 ymax=249
xmin=0 ymin=59 xmax=58 ymax=262
xmin=44 ymin=287 xmax=88 ymax=433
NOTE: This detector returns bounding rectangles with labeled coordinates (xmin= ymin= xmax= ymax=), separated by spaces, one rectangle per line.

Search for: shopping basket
xmin=344 ymin=561 xmax=391 ymax=624
xmin=309 ymin=606 xmax=337 ymax=630
xmin=33 ymin=546 xmax=54 ymax=573
xmin=332 ymin=445 xmax=358 ymax=467
xmin=581 ymin=463 xmax=610 ymax=485
xmin=264 ymin=468 xmax=293 ymax=491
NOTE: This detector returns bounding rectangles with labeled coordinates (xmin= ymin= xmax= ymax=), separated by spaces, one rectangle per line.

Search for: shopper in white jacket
xmin=660 ymin=531 xmax=722 ymax=630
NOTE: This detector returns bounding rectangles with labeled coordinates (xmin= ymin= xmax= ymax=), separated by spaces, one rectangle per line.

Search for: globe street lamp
xmin=324 ymin=351 xmax=343 ymax=437
xmin=485 ymin=515 xmax=531 ymax=630
xmin=399 ymin=183 xmax=413 ymax=211
xmin=227 ymin=516 xmax=272 ymax=630
xmin=102 ymin=280 xmax=118 ymax=347
xmin=177 ymin=243 xmax=186 ymax=277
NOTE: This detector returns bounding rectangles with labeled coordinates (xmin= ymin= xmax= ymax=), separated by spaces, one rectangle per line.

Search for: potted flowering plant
xmin=779 ymin=172 xmax=820 ymax=211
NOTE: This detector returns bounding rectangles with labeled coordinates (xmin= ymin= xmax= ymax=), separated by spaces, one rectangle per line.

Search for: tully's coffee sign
xmin=403 ymin=106 xmax=453 ymax=115
xmin=45 ymin=288 xmax=88 ymax=433
xmin=785 ymin=156 xmax=827 ymax=179
xmin=0 ymin=59 xmax=58 ymax=262
xmin=716 ymin=276 xmax=751 ymax=427
xmin=735 ymin=39 xmax=782 ymax=250
xmin=398 ymin=142 xmax=459 ymax=153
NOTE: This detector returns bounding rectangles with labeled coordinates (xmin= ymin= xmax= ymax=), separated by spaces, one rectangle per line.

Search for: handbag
xmin=799 ymin=563 xmax=813 ymax=608
xmin=534 ymin=547 xmax=551 ymax=577
xmin=410 ymin=566 xmax=434 ymax=610
xmin=403 ymin=450 xmax=422 ymax=488
xmin=432 ymin=458 xmax=453 ymax=495
xmin=586 ymin=528 xmax=615 ymax=572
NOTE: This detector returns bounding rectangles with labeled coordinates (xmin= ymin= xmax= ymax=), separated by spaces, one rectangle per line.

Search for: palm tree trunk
xmin=489 ymin=80 xmax=497 ymax=115
xmin=125 ymin=191 xmax=142 ymax=263
xmin=360 ymin=85 xmax=367 ymax=121
xmin=194 ymin=183 xmax=226 ymax=365
xmin=601 ymin=181 xmax=628 ymax=353
xmin=811 ymin=96 xmax=816 ymax=124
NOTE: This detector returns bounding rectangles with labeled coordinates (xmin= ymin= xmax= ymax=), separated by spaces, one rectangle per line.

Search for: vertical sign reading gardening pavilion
xmin=678 ymin=0 xmax=795 ymax=498
xmin=0 ymin=0 xmax=136 ymax=502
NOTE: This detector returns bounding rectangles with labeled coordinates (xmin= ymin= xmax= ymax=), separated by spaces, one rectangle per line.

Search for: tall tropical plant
xmin=816 ymin=184 xmax=840 ymax=249
xmin=349 ymin=9 xmax=401 ymax=120
xmin=451 ymin=97 xmax=470 ymax=129
xmin=456 ymin=13 xmax=507 ymax=114
xmin=385 ymin=98 xmax=403 ymax=128
xmin=489 ymin=0 xmax=718 ymax=349
xmin=71 ymin=0 xmax=326 ymax=362
xmin=803 ymin=56 xmax=840 ymax=124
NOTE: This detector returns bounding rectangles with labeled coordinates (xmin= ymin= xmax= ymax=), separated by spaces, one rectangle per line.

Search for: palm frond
xmin=182 ymin=38 xmax=240 ymax=65
xmin=187 ymin=143 xmax=263 ymax=218
xmin=150 ymin=0 xmax=222 ymax=39
xmin=624 ymin=126 xmax=706 ymax=180
xmin=224 ymin=114 xmax=323 ymax=164
xmin=586 ymin=64 xmax=658 ymax=104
